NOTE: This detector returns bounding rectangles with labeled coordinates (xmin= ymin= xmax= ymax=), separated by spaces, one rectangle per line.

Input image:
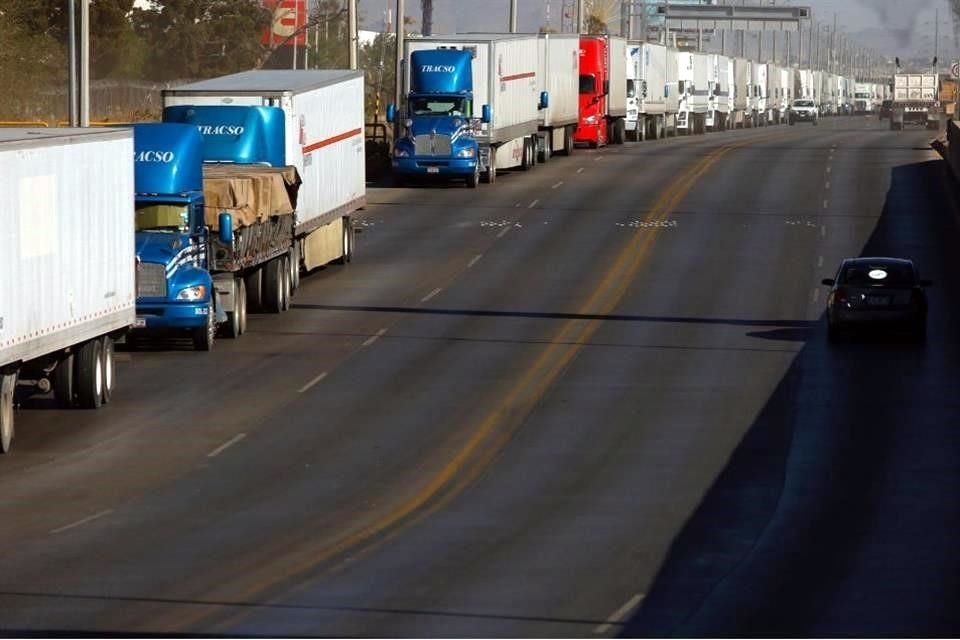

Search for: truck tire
xmin=223 ymin=277 xmax=243 ymax=339
xmin=290 ymin=243 xmax=301 ymax=290
xmin=466 ymin=163 xmax=479 ymax=188
xmin=237 ymin=277 xmax=248 ymax=335
xmin=1 ymin=371 xmax=17 ymax=454
xmin=193 ymin=301 xmax=216 ymax=351
xmin=520 ymin=138 xmax=532 ymax=171
xmin=263 ymin=257 xmax=284 ymax=314
xmin=281 ymin=256 xmax=292 ymax=312
xmin=101 ymin=337 xmax=115 ymax=404
xmin=563 ymin=127 xmax=574 ymax=155
xmin=334 ymin=219 xmax=353 ymax=265
xmin=76 ymin=339 xmax=104 ymax=409
xmin=538 ymin=134 xmax=551 ymax=163
xmin=245 ymin=268 xmax=262 ymax=313
xmin=53 ymin=353 xmax=76 ymax=408
xmin=614 ymin=119 xmax=626 ymax=145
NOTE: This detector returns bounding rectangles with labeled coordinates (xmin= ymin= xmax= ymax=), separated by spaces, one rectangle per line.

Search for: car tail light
xmin=834 ymin=288 xmax=849 ymax=304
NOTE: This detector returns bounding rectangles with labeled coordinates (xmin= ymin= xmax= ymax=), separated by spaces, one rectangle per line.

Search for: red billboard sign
xmin=262 ymin=0 xmax=307 ymax=47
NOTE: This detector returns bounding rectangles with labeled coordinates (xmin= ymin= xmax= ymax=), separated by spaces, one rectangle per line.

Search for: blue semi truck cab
xmin=389 ymin=49 xmax=491 ymax=188
xmin=132 ymin=106 xmax=300 ymax=351
xmin=132 ymin=123 xmax=229 ymax=351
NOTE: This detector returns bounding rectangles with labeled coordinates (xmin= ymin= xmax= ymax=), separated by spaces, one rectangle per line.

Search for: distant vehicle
xmin=789 ymin=99 xmax=819 ymax=125
xmin=879 ymin=99 xmax=893 ymax=120
xmin=890 ymin=73 xmax=941 ymax=130
xmin=822 ymin=257 xmax=931 ymax=342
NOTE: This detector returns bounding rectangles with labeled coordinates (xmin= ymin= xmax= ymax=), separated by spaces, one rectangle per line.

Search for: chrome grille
xmin=137 ymin=262 xmax=167 ymax=298
xmin=414 ymin=134 xmax=452 ymax=157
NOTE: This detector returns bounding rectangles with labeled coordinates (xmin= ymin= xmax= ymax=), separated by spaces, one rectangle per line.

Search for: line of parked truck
xmin=387 ymin=33 xmax=884 ymax=186
xmin=1 ymin=33 xmax=881 ymax=453
xmin=1 ymin=70 xmax=365 ymax=452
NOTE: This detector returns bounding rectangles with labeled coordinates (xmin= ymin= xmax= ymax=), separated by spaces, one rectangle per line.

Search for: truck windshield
xmin=580 ymin=74 xmax=597 ymax=94
xmin=135 ymin=203 xmax=189 ymax=233
xmin=409 ymin=97 xmax=471 ymax=117
xmin=794 ymin=100 xmax=815 ymax=107
xmin=855 ymin=93 xmax=871 ymax=99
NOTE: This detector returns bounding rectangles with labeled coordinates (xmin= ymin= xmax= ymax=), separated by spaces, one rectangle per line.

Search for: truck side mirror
xmin=603 ymin=79 xmax=610 ymax=96
xmin=482 ymin=104 xmax=492 ymax=124
xmin=218 ymin=213 xmax=233 ymax=245
xmin=539 ymin=91 xmax=549 ymax=110
xmin=386 ymin=103 xmax=397 ymax=123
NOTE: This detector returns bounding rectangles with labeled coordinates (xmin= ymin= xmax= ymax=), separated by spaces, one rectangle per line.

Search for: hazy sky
xmin=357 ymin=0 xmax=956 ymax=58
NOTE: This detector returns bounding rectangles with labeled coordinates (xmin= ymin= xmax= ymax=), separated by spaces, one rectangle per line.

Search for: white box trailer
xmin=537 ymin=33 xmax=579 ymax=159
xmin=767 ymin=65 xmax=791 ymax=123
xmin=707 ymin=54 xmax=732 ymax=131
xmin=0 ymin=128 xmax=136 ymax=453
xmin=752 ymin=63 xmax=771 ymax=124
xmin=163 ymin=70 xmax=366 ymax=270
xmin=733 ymin=58 xmax=754 ymax=127
xmin=625 ymin=42 xmax=672 ymax=140
xmin=677 ymin=51 xmax=710 ymax=133
xmin=405 ymin=34 xmax=541 ymax=174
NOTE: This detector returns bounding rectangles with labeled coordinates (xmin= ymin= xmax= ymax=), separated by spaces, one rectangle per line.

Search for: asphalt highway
xmin=1 ymin=117 xmax=957 ymax=637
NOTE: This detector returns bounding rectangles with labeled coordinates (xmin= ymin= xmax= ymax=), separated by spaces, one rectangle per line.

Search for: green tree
xmin=132 ymin=0 xmax=270 ymax=80
xmin=0 ymin=4 xmax=67 ymax=119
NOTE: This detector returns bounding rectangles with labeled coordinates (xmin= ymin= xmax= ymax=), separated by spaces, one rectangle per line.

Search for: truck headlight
xmin=176 ymin=285 xmax=207 ymax=301
xmin=456 ymin=147 xmax=475 ymax=158
xmin=395 ymin=148 xmax=410 ymax=158
xmin=584 ymin=115 xmax=599 ymax=125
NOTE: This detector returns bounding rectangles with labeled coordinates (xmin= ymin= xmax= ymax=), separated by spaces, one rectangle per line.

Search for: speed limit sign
xmin=952 ymin=61 xmax=960 ymax=78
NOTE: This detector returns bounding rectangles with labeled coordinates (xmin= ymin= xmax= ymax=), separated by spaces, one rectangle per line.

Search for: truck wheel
xmin=538 ymin=135 xmax=551 ymax=164
xmin=76 ymin=339 xmax=104 ymax=409
xmin=466 ymin=163 xmax=479 ymax=188
xmin=263 ymin=257 xmax=284 ymax=314
xmin=1 ymin=371 xmax=17 ymax=454
xmin=334 ymin=219 xmax=353 ymax=265
xmin=483 ymin=165 xmax=496 ymax=184
xmin=563 ymin=128 xmax=574 ymax=155
xmin=101 ymin=337 xmax=115 ymax=404
xmin=290 ymin=243 xmax=301 ymax=290
xmin=237 ymin=277 xmax=248 ymax=335
xmin=193 ymin=301 xmax=216 ymax=351
xmin=281 ymin=256 xmax=292 ymax=312
xmin=223 ymin=277 xmax=243 ymax=339
xmin=53 ymin=353 xmax=76 ymax=408
xmin=614 ymin=119 xmax=626 ymax=145
xmin=520 ymin=138 xmax=532 ymax=171
xmin=245 ymin=268 xmax=262 ymax=313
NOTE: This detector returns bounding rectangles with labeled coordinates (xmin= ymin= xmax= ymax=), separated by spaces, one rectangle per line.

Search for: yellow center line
xmin=154 ymin=131 xmax=789 ymax=633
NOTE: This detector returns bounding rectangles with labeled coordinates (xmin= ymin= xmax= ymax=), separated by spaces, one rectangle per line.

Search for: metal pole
xmin=510 ymin=0 xmax=518 ymax=32
xmin=349 ymin=0 xmax=358 ymax=69
xmin=394 ymin=0 xmax=405 ymax=140
xmin=576 ymin=0 xmax=584 ymax=33
xmin=935 ymin=7 xmax=939 ymax=69
xmin=80 ymin=0 xmax=90 ymax=126
xmin=68 ymin=0 xmax=79 ymax=126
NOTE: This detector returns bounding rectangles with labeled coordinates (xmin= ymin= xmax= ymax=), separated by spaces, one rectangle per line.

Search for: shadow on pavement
xmin=623 ymin=159 xmax=960 ymax=637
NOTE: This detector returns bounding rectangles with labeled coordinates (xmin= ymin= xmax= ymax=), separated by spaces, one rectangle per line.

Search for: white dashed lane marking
xmin=299 ymin=372 xmax=329 ymax=394
xmin=362 ymin=328 xmax=388 ymax=348
xmin=497 ymin=226 xmax=511 ymax=239
xmin=593 ymin=594 xmax=645 ymax=635
xmin=208 ymin=433 xmax=247 ymax=458
xmin=420 ymin=288 xmax=442 ymax=303
xmin=468 ymin=254 xmax=483 ymax=269
xmin=50 ymin=510 xmax=113 ymax=535
xmin=528 ymin=199 xmax=539 ymax=209
xmin=551 ymin=181 xmax=564 ymax=189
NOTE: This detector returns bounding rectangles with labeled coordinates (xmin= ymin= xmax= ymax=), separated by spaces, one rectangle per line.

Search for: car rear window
xmin=840 ymin=264 xmax=916 ymax=287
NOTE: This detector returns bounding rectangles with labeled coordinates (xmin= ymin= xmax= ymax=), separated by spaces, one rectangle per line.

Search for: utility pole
xmin=68 ymin=0 xmax=78 ymax=126
xmin=576 ymin=0 xmax=584 ymax=33
xmin=348 ymin=0 xmax=358 ymax=69
xmin=395 ymin=0 xmax=405 ymax=140
xmin=934 ymin=7 xmax=939 ymax=70
xmin=421 ymin=0 xmax=433 ymax=36
xmin=80 ymin=0 xmax=90 ymax=126
xmin=510 ymin=0 xmax=518 ymax=32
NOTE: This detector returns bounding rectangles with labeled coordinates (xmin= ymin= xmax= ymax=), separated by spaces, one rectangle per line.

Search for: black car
xmin=822 ymin=257 xmax=931 ymax=341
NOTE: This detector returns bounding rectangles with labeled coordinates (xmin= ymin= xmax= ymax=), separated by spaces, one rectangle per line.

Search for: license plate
xmin=867 ymin=296 xmax=890 ymax=306
xmin=133 ymin=317 xmax=147 ymax=328
xmin=426 ymin=167 xmax=440 ymax=174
